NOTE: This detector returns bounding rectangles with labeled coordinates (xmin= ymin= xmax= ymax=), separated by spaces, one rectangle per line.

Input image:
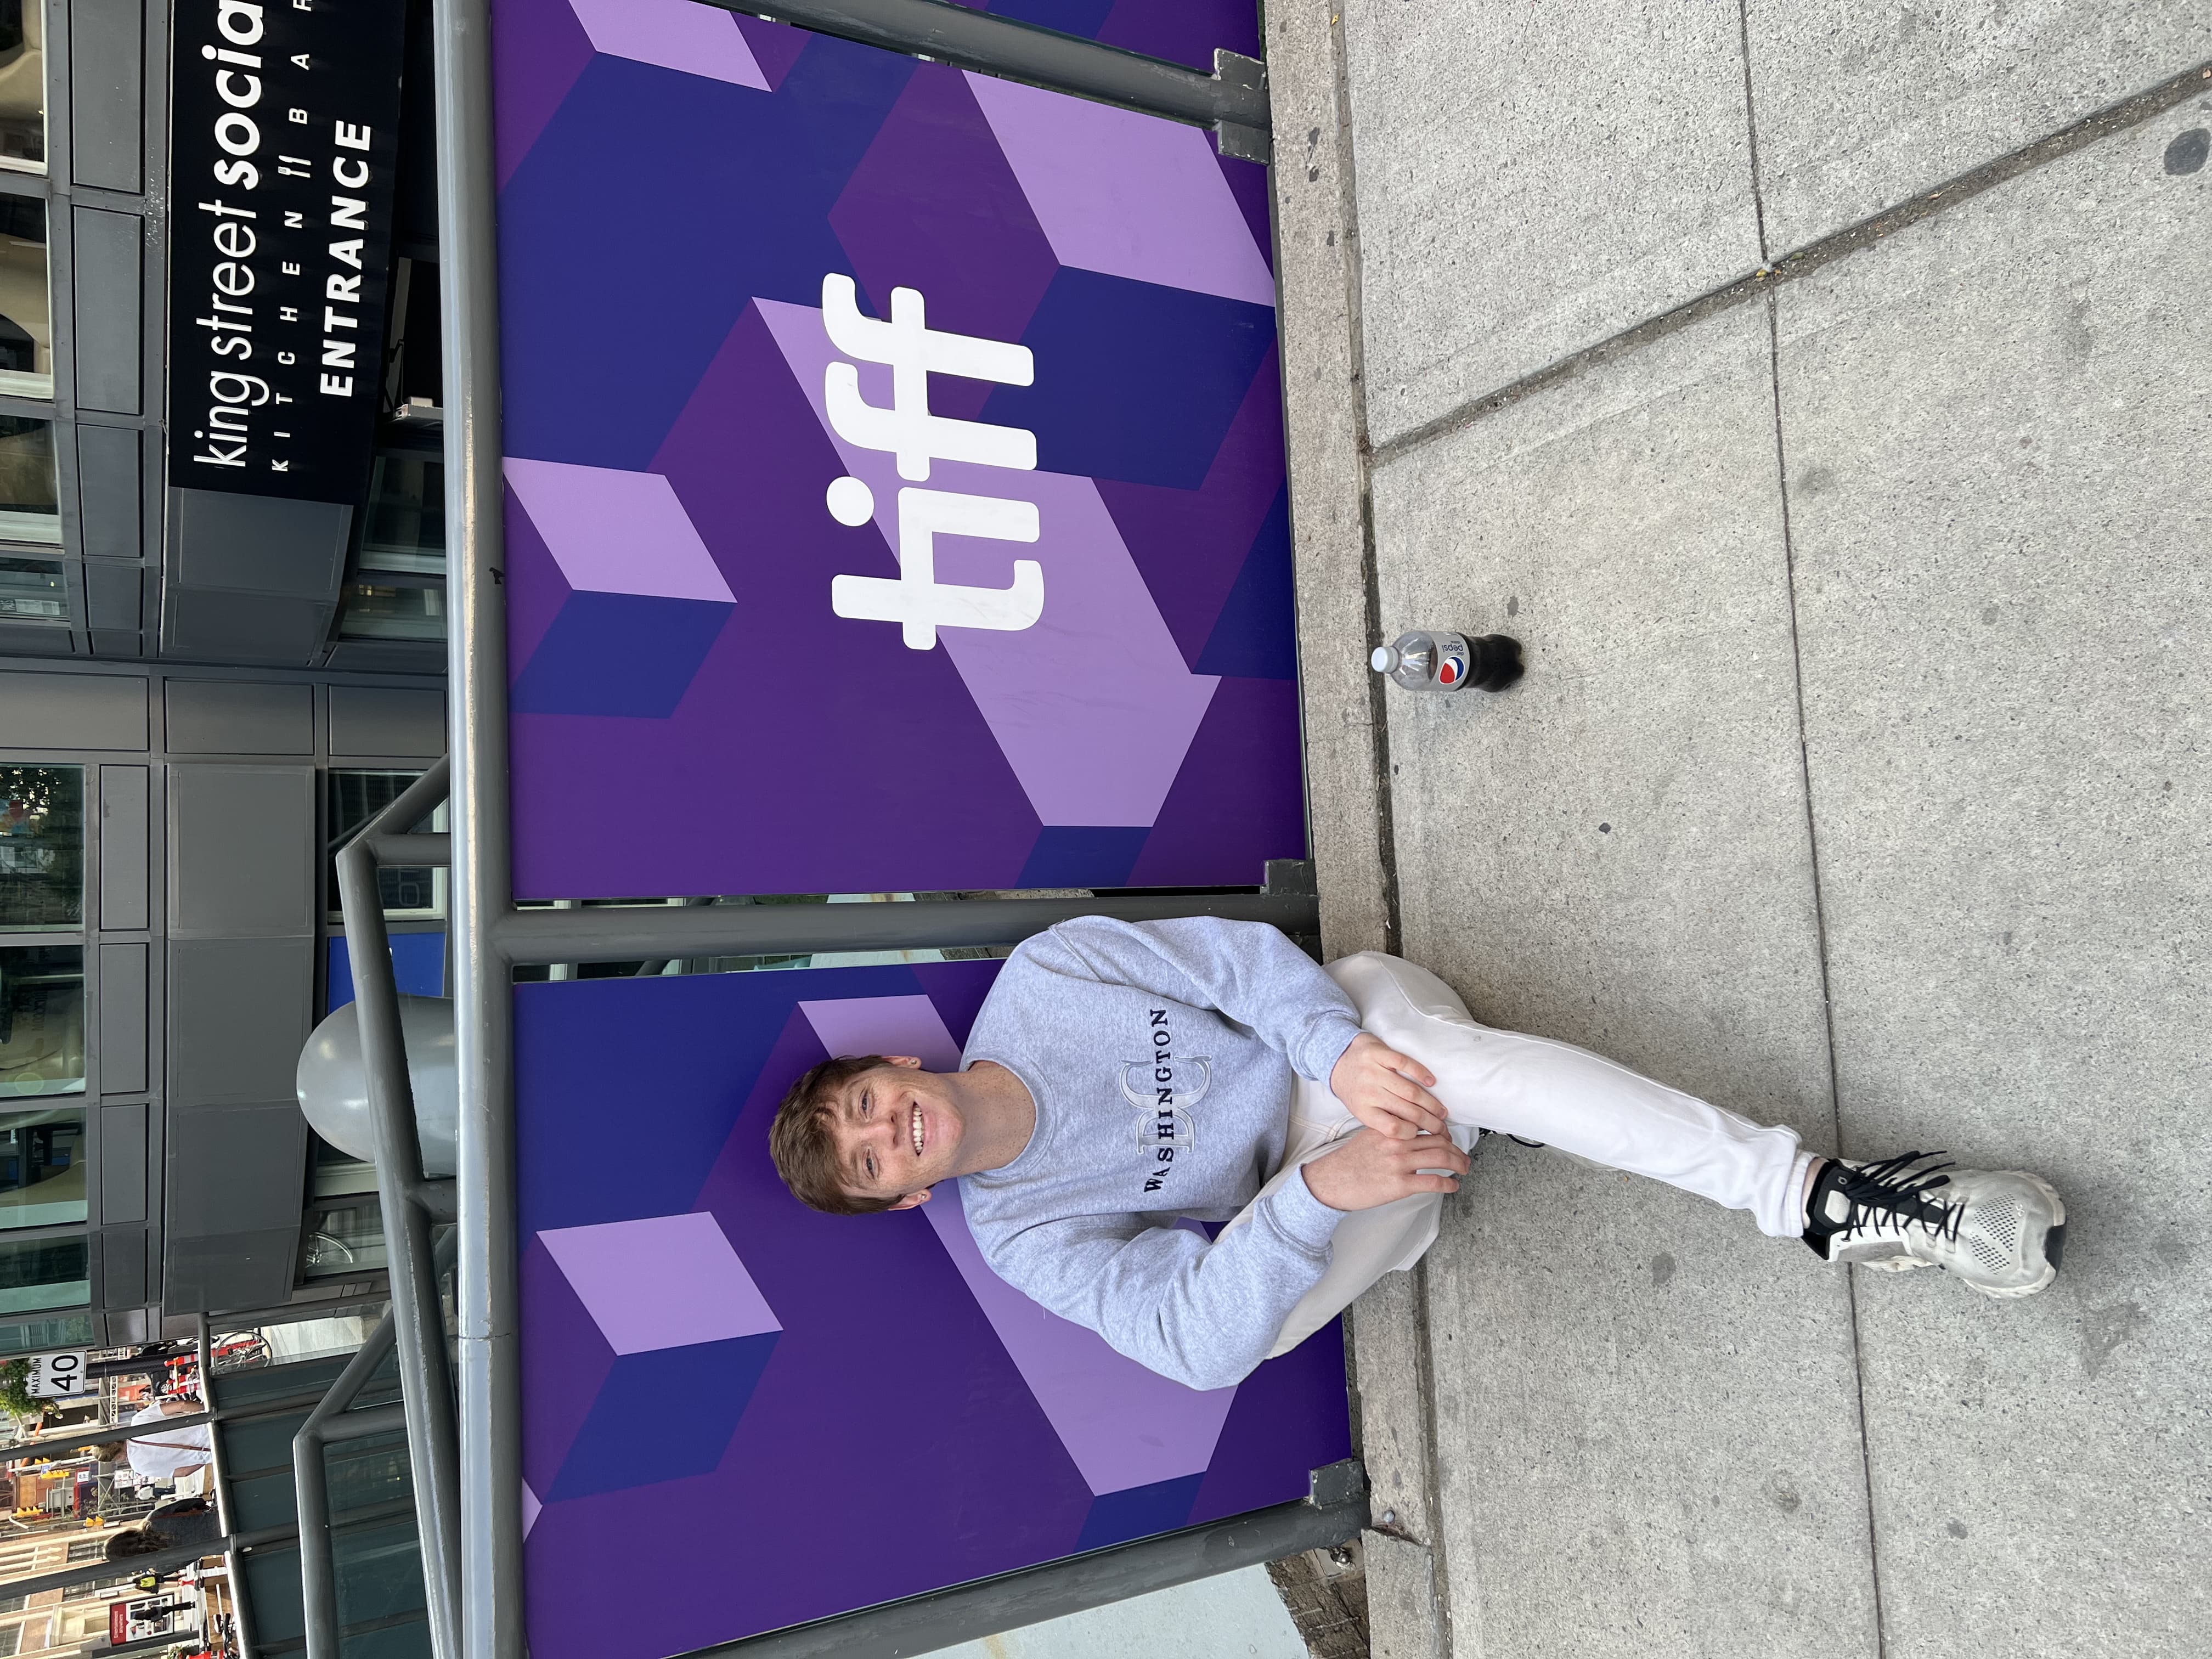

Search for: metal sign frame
xmin=316 ymin=4 xmax=1376 ymax=1657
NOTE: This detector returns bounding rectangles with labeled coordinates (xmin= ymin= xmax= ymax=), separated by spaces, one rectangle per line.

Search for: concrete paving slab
xmin=1362 ymin=1530 xmax=1445 ymax=1659
xmin=1745 ymin=0 xmax=2212 ymax=252
xmin=1340 ymin=0 xmax=1763 ymax=447
xmin=933 ymin=1563 xmax=1307 ymax=1659
xmin=1270 ymin=0 xmax=1393 ymax=962
xmin=1368 ymin=303 xmax=1878 ymax=1657
xmin=1776 ymin=114 xmax=2212 ymax=1658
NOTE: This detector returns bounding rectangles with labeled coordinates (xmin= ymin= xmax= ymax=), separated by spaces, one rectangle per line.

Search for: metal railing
xmin=323 ymin=753 xmax=1329 ymax=1659
xmin=293 ymin=1237 xmax=458 ymax=1659
xmin=331 ymin=759 xmax=465 ymax=1659
xmin=200 ymin=1314 xmax=258 ymax=1659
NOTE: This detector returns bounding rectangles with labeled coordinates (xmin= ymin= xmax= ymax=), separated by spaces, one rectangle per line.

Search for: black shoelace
xmin=1813 ymin=1150 xmax=1965 ymax=1244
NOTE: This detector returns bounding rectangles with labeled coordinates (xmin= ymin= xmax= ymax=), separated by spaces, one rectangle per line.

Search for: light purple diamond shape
xmin=504 ymin=457 xmax=737 ymax=603
xmin=538 ymin=1212 xmax=779 ymax=1355
xmin=566 ymin=0 xmax=770 ymax=89
xmin=963 ymin=73 xmax=1276 ymax=308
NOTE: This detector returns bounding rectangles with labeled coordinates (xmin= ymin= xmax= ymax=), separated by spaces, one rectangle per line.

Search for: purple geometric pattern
xmin=503 ymin=476 xmax=735 ymax=722
xmin=964 ymin=75 xmax=1277 ymax=306
xmin=798 ymin=992 xmax=963 ymax=1068
xmin=927 ymin=1180 xmax=1238 ymax=1497
xmin=538 ymin=1212 xmax=780 ymax=1354
xmin=515 ymin=964 xmax=1350 ymax=1659
xmin=565 ymin=0 xmax=770 ymax=89
xmin=754 ymin=298 xmax=1220 ymax=827
xmin=494 ymin=0 xmax=1301 ymax=899
xmin=503 ymin=459 xmax=735 ymax=602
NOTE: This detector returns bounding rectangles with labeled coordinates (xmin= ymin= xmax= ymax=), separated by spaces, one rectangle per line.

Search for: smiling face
xmin=826 ymin=1056 xmax=969 ymax=1210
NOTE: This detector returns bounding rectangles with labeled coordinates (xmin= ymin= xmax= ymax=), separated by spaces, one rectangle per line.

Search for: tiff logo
xmin=818 ymin=274 xmax=1045 ymax=650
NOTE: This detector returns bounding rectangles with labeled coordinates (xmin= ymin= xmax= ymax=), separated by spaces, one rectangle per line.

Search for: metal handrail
xmin=0 ymin=1499 xmax=424 ymax=1601
xmin=199 ymin=1315 xmax=258 ymax=1659
xmin=332 ymin=758 xmax=465 ymax=1659
xmin=295 ymin=1235 xmax=459 ymax=1659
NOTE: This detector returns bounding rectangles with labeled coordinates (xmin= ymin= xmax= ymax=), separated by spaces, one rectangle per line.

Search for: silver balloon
xmin=296 ymin=995 xmax=459 ymax=1177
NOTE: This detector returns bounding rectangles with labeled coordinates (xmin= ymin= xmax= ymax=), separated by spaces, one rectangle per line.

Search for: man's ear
xmin=889 ymin=1188 xmax=933 ymax=1211
xmin=883 ymin=1055 xmax=924 ymax=1069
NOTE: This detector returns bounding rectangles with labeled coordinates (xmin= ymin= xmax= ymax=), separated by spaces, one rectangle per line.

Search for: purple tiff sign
xmin=516 ymin=962 xmax=1350 ymax=1658
xmin=494 ymin=0 xmax=1301 ymax=900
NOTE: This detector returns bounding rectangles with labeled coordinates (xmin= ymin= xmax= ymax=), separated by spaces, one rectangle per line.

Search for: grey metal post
xmin=333 ymin=760 xmax=464 ymax=1659
xmin=430 ymin=3 xmax=523 ymax=1658
xmin=695 ymin=0 xmax=1268 ymax=142
xmin=495 ymin=889 xmax=1321 ymax=965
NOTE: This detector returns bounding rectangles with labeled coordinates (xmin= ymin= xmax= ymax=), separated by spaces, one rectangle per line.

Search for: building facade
xmin=1 ymin=0 xmax=443 ymax=1350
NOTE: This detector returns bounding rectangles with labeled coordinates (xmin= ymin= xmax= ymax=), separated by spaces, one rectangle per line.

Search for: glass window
xmin=337 ymin=580 xmax=444 ymax=642
xmin=328 ymin=772 xmax=445 ymax=919
xmin=0 ymin=196 xmax=46 ymax=398
xmin=0 ymin=1236 xmax=86 ymax=1315
xmin=0 ymin=555 xmax=59 ymax=622
xmin=300 ymin=1199 xmax=386 ymax=1279
xmin=0 ymin=2 xmax=42 ymax=174
xmin=0 ymin=766 xmax=81 ymax=929
xmin=360 ymin=455 xmax=445 ymax=575
xmin=312 ymin=1134 xmax=378 ymax=1199
xmin=0 ymin=1311 xmax=88 ymax=1353
xmin=0 ymin=949 xmax=82 ymax=1098
xmin=0 ymin=1106 xmax=79 ymax=1223
xmin=0 ymin=416 xmax=55 ymax=542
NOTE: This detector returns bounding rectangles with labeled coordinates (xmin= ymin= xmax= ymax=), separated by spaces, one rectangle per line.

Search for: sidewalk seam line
xmin=1762 ymin=288 xmax=1887 ymax=1659
xmin=1368 ymin=55 xmax=2212 ymax=471
xmin=1736 ymin=0 xmax=1772 ymax=266
xmin=1330 ymin=49 xmax=1404 ymax=969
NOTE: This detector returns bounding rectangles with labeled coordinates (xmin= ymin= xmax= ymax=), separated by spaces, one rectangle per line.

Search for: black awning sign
xmin=166 ymin=0 xmax=408 ymax=505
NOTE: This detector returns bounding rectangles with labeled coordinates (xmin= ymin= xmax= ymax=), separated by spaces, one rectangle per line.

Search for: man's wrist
xmin=1275 ymin=1163 xmax=1349 ymax=1247
xmin=1309 ymin=1017 xmax=1364 ymax=1085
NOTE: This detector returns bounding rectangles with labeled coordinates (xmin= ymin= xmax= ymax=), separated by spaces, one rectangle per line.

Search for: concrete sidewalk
xmin=1266 ymin=5 xmax=2212 ymax=1656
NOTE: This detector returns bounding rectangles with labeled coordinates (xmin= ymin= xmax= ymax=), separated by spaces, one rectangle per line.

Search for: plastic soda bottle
xmin=1370 ymin=630 xmax=1523 ymax=693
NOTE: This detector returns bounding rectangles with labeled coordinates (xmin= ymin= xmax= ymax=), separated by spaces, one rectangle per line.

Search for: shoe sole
xmin=1962 ymin=1177 xmax=2067 ymax=1301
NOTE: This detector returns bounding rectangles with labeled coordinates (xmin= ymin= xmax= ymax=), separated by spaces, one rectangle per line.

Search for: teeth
xmin=911 ymin=1104 xmax=923 ymax=1157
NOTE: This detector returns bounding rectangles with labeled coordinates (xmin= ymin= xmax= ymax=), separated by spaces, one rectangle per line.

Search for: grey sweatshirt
xmin=959 ymin=916 xmax=1364 ymax=1390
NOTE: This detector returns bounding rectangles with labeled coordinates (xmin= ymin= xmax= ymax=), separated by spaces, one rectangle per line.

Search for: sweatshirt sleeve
xmin=981 ymin=1184 xmax=1344 ymax=1391
xmin=1028 ymin=916 xmax=1364 ymax=1082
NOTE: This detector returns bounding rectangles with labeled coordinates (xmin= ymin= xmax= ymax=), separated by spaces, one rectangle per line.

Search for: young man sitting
xmin=769 ymin=917 xmax=2064 ymax=1390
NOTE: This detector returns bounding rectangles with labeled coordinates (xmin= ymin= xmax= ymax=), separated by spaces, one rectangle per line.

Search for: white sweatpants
xmin=1254 ymin=952 xmax=1814 ymax=1359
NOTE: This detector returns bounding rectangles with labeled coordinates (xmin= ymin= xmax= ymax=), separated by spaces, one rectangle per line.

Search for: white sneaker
xmin=1804 ymin=1151 xmax=2066 ymax=1299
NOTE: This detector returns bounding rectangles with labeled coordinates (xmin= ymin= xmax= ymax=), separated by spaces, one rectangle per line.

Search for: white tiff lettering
xmin=819 ymin=274 xmax=1045 ymax=649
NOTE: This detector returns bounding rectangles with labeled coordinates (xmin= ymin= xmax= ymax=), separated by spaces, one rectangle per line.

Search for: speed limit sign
xmin=25 ymin=1351 xmax=91 ymax=1398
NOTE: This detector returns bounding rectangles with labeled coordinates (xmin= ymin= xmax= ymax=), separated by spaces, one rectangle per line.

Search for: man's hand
xmin=1300 ymin=1127 xmax=1469 ymax=1212
xmin=1329 ymin=1032 xmax=1446 ymax=1139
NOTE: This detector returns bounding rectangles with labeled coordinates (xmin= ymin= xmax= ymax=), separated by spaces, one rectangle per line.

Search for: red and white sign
xmin=110 ymin=1596 xmax=198 ymax=1643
